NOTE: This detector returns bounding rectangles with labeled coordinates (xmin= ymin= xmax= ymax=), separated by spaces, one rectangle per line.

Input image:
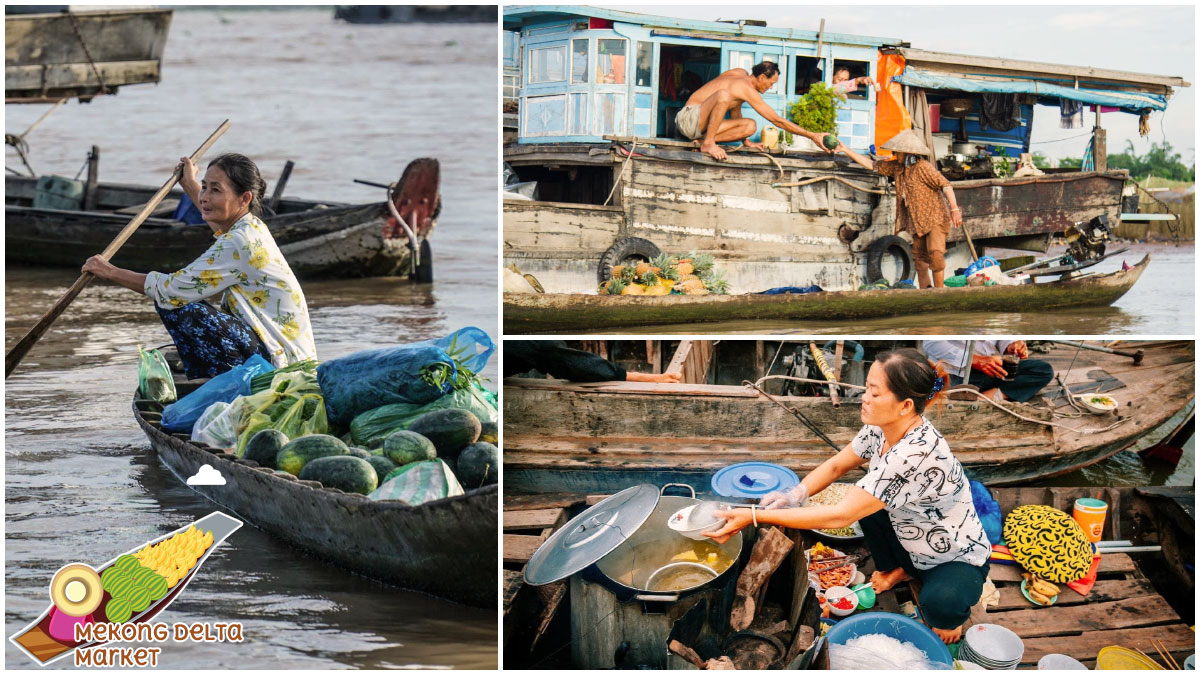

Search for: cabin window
xmin=832 ymin=58 xmax=871 ymax=100
xmin=730 ymin=50 xmax=782 ymax=94
xmin=635 ymin=41 xmax=653 ymax=87
xmin=794 ymin=55 xmax=824 ymax=95
xmin=597 ymin=39 xmax=627 ymax=84
xmin=529 ymin=45 xmax=566 ymax=84
xmin=571 ymin=39 xmax=589 ymax=84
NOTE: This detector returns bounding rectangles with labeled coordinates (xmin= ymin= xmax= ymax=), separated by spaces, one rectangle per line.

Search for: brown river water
xmin=6 ymin=8 xmax=496 ymax=669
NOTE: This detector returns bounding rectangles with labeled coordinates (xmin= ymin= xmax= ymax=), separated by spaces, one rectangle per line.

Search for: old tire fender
xmin=864 ymin=235 xmax=914 ymax=284
xmin=597 ymin=237 xmax=662 ymax=284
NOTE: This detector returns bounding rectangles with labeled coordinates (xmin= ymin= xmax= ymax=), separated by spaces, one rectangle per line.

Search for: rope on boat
xmin=604 ymin=138 xmax=637 ymax=206
xmin=770 ymin=174 xmax=889 ymax=195
xmin=747 ymin=376 xmax=1129 ymax=436
xmin=942 ymin=386 xmax=1130 ymax=435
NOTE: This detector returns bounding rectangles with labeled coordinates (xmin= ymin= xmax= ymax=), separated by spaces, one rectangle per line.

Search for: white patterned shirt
xmin=144 ymin=213 xmax=318 ymax=367
xmin=852 ymin=419 xmax=990 ymax=569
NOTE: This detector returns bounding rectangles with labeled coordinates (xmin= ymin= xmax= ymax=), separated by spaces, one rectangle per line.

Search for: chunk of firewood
xmin=668 ymin=640 xmax=706 ymax=669
xmin=730 ymin=526 xmax=794 ymax=631
xmin=705 ymin=656 xmax=737 ymax=670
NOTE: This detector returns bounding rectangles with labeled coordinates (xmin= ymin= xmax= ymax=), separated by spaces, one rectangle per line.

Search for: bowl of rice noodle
xmin=808 ymin=483 xmax=865 ymax=540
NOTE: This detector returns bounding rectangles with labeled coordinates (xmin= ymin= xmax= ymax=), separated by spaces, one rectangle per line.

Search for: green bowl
xmin=851 ymin=583 xmax=876 ymax=609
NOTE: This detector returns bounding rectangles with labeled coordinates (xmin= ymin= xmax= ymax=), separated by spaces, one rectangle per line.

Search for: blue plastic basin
xmin=825 ymin=612 xmax=953 ymax=667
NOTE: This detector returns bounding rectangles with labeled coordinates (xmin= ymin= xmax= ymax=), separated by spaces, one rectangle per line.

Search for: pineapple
xmin=693 ymin=252 xmax=715 ymax=275
xmin=674 ymin=261 xmax=694 ymax=276
xmin=650 ymin=253 xmax=674 ymax=272
xmin=608 ymin=279 xmax=628 ymax=295
xmin=640 ymin=270 xmax=659 ymax=287
xmin=610 ymin=264 xmax=625 ymax=279
xmin=634 ymin=261 xmax=652 ymax=277
xmin=621 ymin=283 xmax=646 ymax=295
xmin=643 ymin=283 xmax=671 ymax=296
xmin=705 ymin=269 xmax=730 ymax=295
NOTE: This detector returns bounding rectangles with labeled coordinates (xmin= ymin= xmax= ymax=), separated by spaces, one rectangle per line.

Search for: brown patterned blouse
xmin=875 ymin=158 xmax=953 ymax=237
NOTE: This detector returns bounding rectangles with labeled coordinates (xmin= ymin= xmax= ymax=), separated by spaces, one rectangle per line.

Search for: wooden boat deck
xmin=501 ymin=487 xmax=1194 ymax=670
xmin=504 ymin=341 xmax=1194 ymax=490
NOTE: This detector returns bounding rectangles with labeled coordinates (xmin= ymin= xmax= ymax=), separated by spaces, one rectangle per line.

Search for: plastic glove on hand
xmin=759 ymin=483 xmax=809 ymax=510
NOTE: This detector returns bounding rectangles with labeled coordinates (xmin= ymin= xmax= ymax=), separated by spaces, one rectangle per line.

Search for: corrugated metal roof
xmin=503 ymin=5 xmax=902 ymax=48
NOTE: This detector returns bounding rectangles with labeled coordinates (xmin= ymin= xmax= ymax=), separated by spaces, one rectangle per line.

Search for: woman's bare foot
xmin=930 ymin=624 xmax=964 ymax=644
xmin=870 ymin=568 xmax=913 ymax=592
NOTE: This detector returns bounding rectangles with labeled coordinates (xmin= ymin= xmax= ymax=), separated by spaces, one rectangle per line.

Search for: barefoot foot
xmin=930 ymin=624 xmax=964 ymax=644
xmin=870 ymin=568 xmax=913 ymax=592
xmin=700 ymin=142 xmax=728 ymax=161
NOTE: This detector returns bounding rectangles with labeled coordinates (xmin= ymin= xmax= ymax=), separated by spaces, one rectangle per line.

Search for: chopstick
xmin=1151 ymin=639 xmax=1180 ymax=670
xmin=1134 ymin=647 xmax=1164 ymax=669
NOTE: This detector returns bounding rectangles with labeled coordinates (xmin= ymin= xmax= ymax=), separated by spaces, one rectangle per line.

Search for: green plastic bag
xmin=275 ymin=393 xmax=329 ymax=439
xmin=137 ymin=346 xmax=177 ymax=403
xmin=369 ymin=459 xmax=464 ymax=505
xmin=349 ymin=386 xmax=497 ymax=448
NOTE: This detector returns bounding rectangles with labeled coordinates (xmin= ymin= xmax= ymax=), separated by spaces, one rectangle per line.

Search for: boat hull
xmin=134 ymin=405 xmax=497 ymax=607
xmin=504 ymin=255 xmax=1149 ymax=333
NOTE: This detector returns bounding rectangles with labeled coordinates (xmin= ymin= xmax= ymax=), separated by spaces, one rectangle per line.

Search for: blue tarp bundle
xmin=759 ymin=285 xmax=823 ymax=295
xmin=894 ymin=67 xmax=1168 ymax=112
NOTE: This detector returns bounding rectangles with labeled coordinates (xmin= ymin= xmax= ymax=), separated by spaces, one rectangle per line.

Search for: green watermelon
xmin=383 ymin=430 xmax=437 ymax=466
xmin=143 ymin=574 xmax=169 ymax=601
xmin=298 ymin=456 xmax=378 ymax=495
xmin=407 ymin=409 xmax=481 ymax=459
xmin=276 ymin=434 xmax=348 ymax=476
xmin=105 ymin=597 xmax=133 ymax=623
xmin=457 ymin=442 xmax=499 ymax=488
xmin=365 ymin=455 xmax=397 ymax=483
xmin=347 ymin=446 xmax=372 ymax=460
xmin=108 ymin=574 xmax=139 ymax=601
xmin=131 ymin=566 xmax=159 ymax=586
xmin=245 ymin=429 xmax=289 ymax=469
xmin=113 ymin=554 xmax=140 ymax=573
xmin=127 ymin=586 xmax=154 ymax=612
xmin=479 ymin=421 xmax=498 ymax=445
xmin=100 ymin=566 xmax=125 ymax=593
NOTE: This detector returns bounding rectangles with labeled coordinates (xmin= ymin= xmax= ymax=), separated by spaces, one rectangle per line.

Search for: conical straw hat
xmin=881 ymin=129 xmax=930 ymax=154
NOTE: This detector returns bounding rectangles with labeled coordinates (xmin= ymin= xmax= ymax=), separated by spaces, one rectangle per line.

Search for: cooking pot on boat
xmin=526 ymin=483 xmax=744 ymax=602
xmin=526 ymin=484 xmax=746 ymax=669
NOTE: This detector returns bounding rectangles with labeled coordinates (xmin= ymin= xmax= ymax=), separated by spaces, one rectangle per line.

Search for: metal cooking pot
xmin=594 ymin=484 xmax=744 ymax=602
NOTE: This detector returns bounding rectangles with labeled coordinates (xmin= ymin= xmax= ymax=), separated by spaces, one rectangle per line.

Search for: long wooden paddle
xmin=5 ymin=120 xmax=232 ymax=378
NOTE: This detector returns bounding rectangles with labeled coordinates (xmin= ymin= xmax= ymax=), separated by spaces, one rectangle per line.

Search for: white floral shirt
xmin=852 ymin=419 xmax=991 ymax=569
xmin=143 ymin=213 xmax=318 ymax=367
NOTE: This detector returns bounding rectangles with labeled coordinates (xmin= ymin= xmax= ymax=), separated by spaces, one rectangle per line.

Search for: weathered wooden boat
xmin=5 ymin=158 xmax=440 ymax=280
xmin=9 ymin=511 xmax=242 ymax=666
xmin=504 ymin=255 xmax=1148 ymax=333
xmin=502 ymin=7 xmax=1188 ymax=296
xmin=503 ymin=340 xmax=1193 ymax=492
xmin=5 ymin=7 xmax=172 ymax=103
xmin=503 ymin=485 xmax=1195 ymax=669
xmin=132 ymin=393 xmax=497 ymax=607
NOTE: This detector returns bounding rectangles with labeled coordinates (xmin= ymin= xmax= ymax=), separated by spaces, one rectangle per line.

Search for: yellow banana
xmin=1028 ymin=589 xmax=1053 ymax=606
xmin=1031 ymin=576 xmax=1059 ymax=597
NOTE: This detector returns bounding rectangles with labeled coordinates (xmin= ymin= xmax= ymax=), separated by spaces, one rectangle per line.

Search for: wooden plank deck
xmin=502 ymin=496 xmax=572 ymax=652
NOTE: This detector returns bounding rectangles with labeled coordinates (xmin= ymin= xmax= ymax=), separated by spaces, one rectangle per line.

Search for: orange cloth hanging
xmin=875 ymin=53 xmax=911 ymax=158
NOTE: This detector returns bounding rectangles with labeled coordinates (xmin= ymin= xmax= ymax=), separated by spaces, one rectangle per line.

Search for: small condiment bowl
xmin=824 ymin=585 xmax=859 ymax=616
xmin=1075 ymin=393 xmax=1118 ymax=413
xmin=851 ymin=582 xmax=876 ymax=609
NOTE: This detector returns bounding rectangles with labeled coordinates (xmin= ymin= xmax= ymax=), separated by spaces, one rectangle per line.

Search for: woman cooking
xmin=703 ymin=349 xmax=990 ymax=644
xmin=82 ymin=154 xmax=317 ymax=379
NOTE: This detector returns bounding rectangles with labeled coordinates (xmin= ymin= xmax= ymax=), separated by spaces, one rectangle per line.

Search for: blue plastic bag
xmin=160 ymin=354 xmax=275 ymax=432
xmin=970 ymin=479 xmax=1002 ymax=547
xmin=317 ymin=327 xmax=496 ymax=428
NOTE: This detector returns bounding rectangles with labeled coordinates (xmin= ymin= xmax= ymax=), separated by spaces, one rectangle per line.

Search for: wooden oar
xmin=5 ymin=120 xmax=231 ymax=378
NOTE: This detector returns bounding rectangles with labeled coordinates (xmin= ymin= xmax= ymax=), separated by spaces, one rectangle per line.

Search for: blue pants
xmin=949 ymin=358 xmax=1054 ymax=403
xmin=860 ymin=509 xmax=989 ymax=629
xmin=155 ymin=301 xmax=271 ymax=380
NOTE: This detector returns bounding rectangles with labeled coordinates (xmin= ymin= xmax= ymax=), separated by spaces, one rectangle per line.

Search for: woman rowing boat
xmin=703 ymin=348 xmax=990 ymax=644
xmin=83 ymin=154 xmax=317 ymax=378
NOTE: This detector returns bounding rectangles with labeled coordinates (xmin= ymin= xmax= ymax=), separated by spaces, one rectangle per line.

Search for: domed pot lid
xmin=523 ymin=484 xmax=660 ymax=586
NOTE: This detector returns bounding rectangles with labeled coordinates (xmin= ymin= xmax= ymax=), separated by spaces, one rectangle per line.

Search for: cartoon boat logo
xmin=9 ymin=511 xmax=242 ymax=666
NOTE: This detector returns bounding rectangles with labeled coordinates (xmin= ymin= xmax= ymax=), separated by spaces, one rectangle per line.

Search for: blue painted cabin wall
xmin=511 ymin=14 xmax=891 ymax=151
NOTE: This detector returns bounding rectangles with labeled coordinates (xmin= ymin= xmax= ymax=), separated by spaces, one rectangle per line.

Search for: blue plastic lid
xmin=711 ymin=462 xmax=799 ymax=499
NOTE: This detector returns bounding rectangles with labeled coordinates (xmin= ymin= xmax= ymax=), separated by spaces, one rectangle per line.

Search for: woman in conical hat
xmin=838 ymin=129 xmax=963 ymax=289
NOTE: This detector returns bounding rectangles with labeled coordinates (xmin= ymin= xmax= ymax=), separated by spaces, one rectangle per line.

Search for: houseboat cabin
xmin=503 ymin=7 xmax=1189 ymax=294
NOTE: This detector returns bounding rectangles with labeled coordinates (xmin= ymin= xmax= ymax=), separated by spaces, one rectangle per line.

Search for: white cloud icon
xmin=187 ymin=464 xmax=227 ymax=486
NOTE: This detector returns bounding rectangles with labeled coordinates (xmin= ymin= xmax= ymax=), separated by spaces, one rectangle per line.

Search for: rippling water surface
xmin=6 ymin=8 xmax=496 ymax=669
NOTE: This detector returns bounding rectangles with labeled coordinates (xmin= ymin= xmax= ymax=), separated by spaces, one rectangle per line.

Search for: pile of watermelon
xmin=246 ymin=406 xmax=498 ymax=503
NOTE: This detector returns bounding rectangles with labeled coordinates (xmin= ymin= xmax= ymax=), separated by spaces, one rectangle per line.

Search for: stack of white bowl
xmin=960 ymin=624 xmax=1024 ymax=670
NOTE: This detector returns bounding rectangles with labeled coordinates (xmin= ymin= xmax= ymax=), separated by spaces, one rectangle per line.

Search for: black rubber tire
xmin=409 ymin=238 xmax=433 ymax=283
xmin=597 ymin=237 xmax=661 ymax=284
xmin=864 ymin=235 xmax=914 ymax=284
